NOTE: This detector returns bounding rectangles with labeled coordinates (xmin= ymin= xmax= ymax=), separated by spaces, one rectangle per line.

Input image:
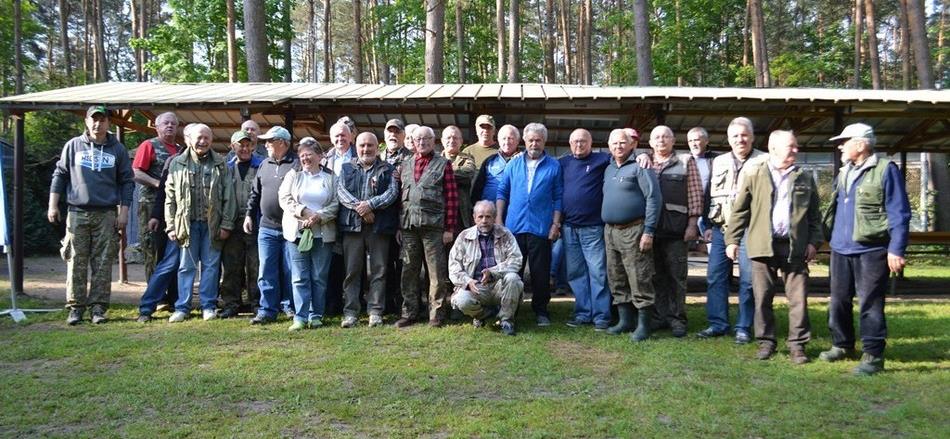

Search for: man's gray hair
xmin=155 ymin=112 xmax=178 ymax=125
xmin=473 ymin=200 xmax=497 ymax=216
xmin=184 ymin=123 xmax=211 ymax=140
xmin=329 ymin=121 xmax=351 ymax=135
xmin=523 ymin=123 xmax=548 ymax=142
xmin=688 ymin=126 xmax=708 ymax=139
xmin=768 ymin=130 xmax=796 ymax=149
xmin=498 ymin=124 xmax=520 ymax=138
xmin=414 ymin=125 xmax=435 ymax=139
xmin=728 ymin=117 xmax=754 ymax=133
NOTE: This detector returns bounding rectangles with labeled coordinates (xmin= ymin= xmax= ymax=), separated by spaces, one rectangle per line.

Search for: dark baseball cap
xmin=86 ymin=105 xmax=110 ymax=118
xmin=385 ymin=119 xmax=405 ymax=132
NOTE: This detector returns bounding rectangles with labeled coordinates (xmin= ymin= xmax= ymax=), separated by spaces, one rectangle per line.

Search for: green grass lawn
xmin=1 ymin=295 xmax=948 ymax=438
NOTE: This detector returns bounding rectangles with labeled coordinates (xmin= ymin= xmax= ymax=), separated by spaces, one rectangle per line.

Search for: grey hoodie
xmin=50 ymin=132 xmax=134 ymax=209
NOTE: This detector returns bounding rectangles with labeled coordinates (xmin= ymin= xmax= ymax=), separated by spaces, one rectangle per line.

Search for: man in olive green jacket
xmin=165 ymin=123 xmax=236 ymax=322
xmin=725 ymin=130 xmax=822 ymax=364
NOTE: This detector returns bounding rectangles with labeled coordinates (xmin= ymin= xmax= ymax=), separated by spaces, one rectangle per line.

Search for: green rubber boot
xmin=606 ymin=303 xmax=635 ymax=335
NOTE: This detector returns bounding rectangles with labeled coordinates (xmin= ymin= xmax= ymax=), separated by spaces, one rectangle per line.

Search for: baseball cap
xmin=230 ymin=130 xmax=252 ymax=144
xmin=385 ymin=119 xmax=405 ymax=132
xmin=86 ymin=105 xmax=109 ymax=118
xmin=829 ymin=123 xmax=875 ymax=142
xmin=258 ymin=126 xmax=291 ymax=141
xmin=625 ymin=128 xmax=641 ymax=141
xmin=475 ymin=114 xmax=495 ymax=129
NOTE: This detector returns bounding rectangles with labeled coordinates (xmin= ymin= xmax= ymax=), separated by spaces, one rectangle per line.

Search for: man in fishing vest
xmin=819 ymin=123 xmax=910 ymax=375
xmin=644 ymin=126 xmax=703 ymax=338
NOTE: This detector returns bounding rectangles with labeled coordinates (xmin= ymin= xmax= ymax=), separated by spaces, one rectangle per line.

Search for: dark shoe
xmin=819 ymin=346 xmax=857 ymax=362
xmin=565 ymin=317 xmax=589 ymax=328
xmin=670 ymin=323 xmax=687 ymax=338
xmin=136 ymin=314 xmax=152 ymax=323
xmin=250 ymin=314 xmax=276 ymax=325
xmin=630 ymin=306 xmax=652 ymax=342
xmin=607 ymin=303 xmax=635 ymax=335
xmin=217 ymin=308 xmax=239 ymax=319
xmin=853 ymin=353 xmax=885 ymax=376
xmin=593 ymin=322 xmax=609 ymax=332
xmin=536 ymin=315 xmax=552 ymax=327
xmin=500 ymin=320 xmax=516 ymax=336
xmin=395 ymin=317 xmax=416 ymax=328
xmin=428 ymin=318 xmax=444 ymax=328
xmin=696 ymin=327 xmax=727 ymax=338
xmin=790 ymin=347 xmax=810 ymax=365
xmin=756 ymin=344 xmax=776 ymax=360
xmin=66 ymin=308 xmax=83 ymax=326
xmin=650 ymin=319 xmax=671 ymax=331
xmin=734 ymin=330 xmax=752 ymax=345
xmin=90 ymin=307 xmax=107 ymax=324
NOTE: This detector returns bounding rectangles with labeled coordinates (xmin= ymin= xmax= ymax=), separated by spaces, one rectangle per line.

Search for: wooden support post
xmin=284 ymin=108 xmax=295 ymax=140
xmin=115 ymin=124 xmax=128 ymax=284
xmin=832 ymin=110 xmax=843 ymax=177
xmin=900 ymin=151 xmax=908 ymax=184
xmin=11 ymin=112 xmax=25 ymax=295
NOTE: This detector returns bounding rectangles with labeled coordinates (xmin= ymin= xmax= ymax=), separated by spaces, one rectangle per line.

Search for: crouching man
xmin=448 ymin=201 xmax=523 ymax=336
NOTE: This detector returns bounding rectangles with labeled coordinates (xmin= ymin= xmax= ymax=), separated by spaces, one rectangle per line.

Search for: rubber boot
xmin=630 ymin=305 xmax=652 ymax=342
xmin=606 ymin=303 xmax=635 ymax=335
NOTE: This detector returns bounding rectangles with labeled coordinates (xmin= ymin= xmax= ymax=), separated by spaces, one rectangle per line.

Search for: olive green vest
xmin=231 ymin=162 xmax=259 ymax=223
xmin=400 ymin=155 xmax=448 ymax=229
xmin=823 ymin=157 xmax=890 ymax=243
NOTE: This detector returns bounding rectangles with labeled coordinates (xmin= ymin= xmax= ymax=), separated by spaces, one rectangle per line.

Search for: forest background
xmin=0 ymin=0 xmax=947 ymax=254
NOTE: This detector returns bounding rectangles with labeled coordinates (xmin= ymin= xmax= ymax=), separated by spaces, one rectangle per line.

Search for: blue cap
xmin=258 ymin=126 xmax=291 ymax=141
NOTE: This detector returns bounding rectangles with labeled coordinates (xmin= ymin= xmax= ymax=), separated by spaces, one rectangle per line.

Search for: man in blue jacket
xmin=820 ymin=123 xmax=911 ymax=375
xmin=496 ymin=123 xmax=563 ymax=326
xmin=48 ymin=105 xmax=134 ymax=325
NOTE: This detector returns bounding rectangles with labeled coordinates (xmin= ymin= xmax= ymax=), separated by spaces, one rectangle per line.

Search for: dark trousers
xmin=384 ymin=236 xmax=404 ymax=315
xmin=750 ymin=240 xmax=811 ymax=349
xmin=652 ymin=237 xmax=688 ymax=328
xmin=342 ymin=229 xmax=390 ymax=318
xmin=516 ymin=233 xmax=552 ymax=318
xmin=325 ymin=252 xmax=345 ymax=316
xmin=829 ymin=249 xmax=889 ymax=356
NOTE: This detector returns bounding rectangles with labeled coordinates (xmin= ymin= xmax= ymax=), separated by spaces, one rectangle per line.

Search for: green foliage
xmin=0 ymin=0 xmax=42 ymax=94
xmin=372 ymin=0 xmax=426 ymax=83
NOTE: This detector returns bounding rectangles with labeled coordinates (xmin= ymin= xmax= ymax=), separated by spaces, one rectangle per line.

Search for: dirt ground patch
xmin=546 ymin=340 xmax=626 ymax=375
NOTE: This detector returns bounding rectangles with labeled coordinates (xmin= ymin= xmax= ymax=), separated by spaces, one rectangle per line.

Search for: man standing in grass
xmin=601 ymin=128 xmax=661 ymax=341
xmin=449 ymin=201 xmax=524 ymax=336
xmin=725 ymin=131 xmax=822 ymax=364
xmin=164 ymin=124 xmax=235 ymax=323
xmin=820 ymin=123 xmax=910 ymax=375
xmin=559 ymin=128 xmax=612 ymax=331
xmin=49 ymin=105 xmax=134 ymax=325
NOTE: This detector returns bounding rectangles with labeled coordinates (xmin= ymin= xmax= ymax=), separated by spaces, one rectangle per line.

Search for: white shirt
xmin=526 ymin=157 xmax=541 ymax=193
xmin=298 ymin=170 xmax=331 ymax=237
xmin=768 ymin=161 xmax=796 ymax=238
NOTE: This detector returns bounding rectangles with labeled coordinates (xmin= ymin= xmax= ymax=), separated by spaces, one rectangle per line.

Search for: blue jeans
xmin=257 ymin=226 xmax=293 ymax=318
xmin=287 ymin=237 xmax=333 ymax=323
xmin=550 ymin=238 xmax=569 ymax=289
xmin=706 ymin=225 xmax=753 ymax=333
xmin=176 ymin=222 xmax=221 ymax=312
xmin=563 ymin=224 xmax=611 ymax=326
xmin=138 ymin=237 xmax=180 ymax=315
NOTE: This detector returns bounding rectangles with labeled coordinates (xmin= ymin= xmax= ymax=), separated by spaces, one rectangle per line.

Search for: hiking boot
xmin=789 ymin=346 xmax=810 ymax=365
xmin=696 ymin=327 xmax=728 ymax=338
xmin=66 ymin=308 xmax=83 ymax=326
xmin=368 ymin=315 xmax=384 ymax=327
xmin=136 ymin=314 xmax=152 ymax=324
xmin=630 ymin=306 xmax=652 ymax=342
xmin=288 ymin=320 xmax=306 ymax=332
xmin=90 ymin=307 xmax=107 ymax=324
xmin=500 ymin=320 xmax=516 ymax=336
xmin=565 ymin=317 xmax=589 ymax=328
xmin=395 ymin=317 xmax=416 ymax=328
xmin=594 ymin=322 xmax=609 ymax=332
xmin=250 ymin=313 xmax=276 ymax=325
xmin=428 ymin=318 xmax=444 ymax=328
xmin=819 ymin=346 xmax=857 ymax=362
xmin=536 ymin=315 xmax=552 ymax=327
xmin=734 ymin=329 xmax=752 ymax=345
xmin=670 ymin=322 xmax=688 ymax=338
xmin=168 ymin=311 xmax=188 ymax=323
xmin=853 ymin=353 xmax=885 ymax=376
xmin=217 ymin=308 xmax=239 ymax=319
xmin=202 ymin=309 xmax=217 ymax=321
xmin=341 ymin=316 xmax=358 ymax=328
xmin=756 ymin=344 xmax=776 ymax=360
xmin=607 ymin=303 xmax=635 ymax=335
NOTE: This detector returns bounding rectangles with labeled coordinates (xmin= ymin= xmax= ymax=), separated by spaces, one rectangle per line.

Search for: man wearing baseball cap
xmin=49 ymin=105 xmax=135 ymax=325
xmin=218 ymin=130 xmax=266 ymax=318
xmin=244 ymin=125 xmax=299 ymax=323
xmin=381 ymin=118 xmax=412 ymax=168
xmin=820 ymin=123 xmax=910 ymax=375
xmin=462 ymin=114 xmax=498 ymax=168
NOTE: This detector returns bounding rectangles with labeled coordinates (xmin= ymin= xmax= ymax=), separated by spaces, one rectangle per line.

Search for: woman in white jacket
xmin=278 ymin=140 xmax=339 ymax=331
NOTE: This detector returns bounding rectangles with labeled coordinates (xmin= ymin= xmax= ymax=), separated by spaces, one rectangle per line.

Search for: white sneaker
xmin=341 ymin=316 xmax=358 ymax=328
xmin=202 ymin=309 xmax=217 ymax=321
xmin=368 ymin=315 xmax=384 ymax=327
xmin=168 ymin=311 xmax=188 ymax=323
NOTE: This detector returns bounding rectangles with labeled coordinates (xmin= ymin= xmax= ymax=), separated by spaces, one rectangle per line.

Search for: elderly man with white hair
xmin=164 ymin=123 xmax=236 ymax=322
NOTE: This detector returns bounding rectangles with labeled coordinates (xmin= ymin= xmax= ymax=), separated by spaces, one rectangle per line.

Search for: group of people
xmin=49 ymin=106 xmax=910 ymax=375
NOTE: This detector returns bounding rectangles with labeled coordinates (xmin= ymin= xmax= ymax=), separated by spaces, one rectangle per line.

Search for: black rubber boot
xmin=606 ymin=303 xmax=635 ymax=335
xmin=630 ymin=306 xmax=653 ymax=342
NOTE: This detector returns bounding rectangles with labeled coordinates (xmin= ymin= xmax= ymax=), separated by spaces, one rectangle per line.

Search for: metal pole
xmin=12 ymin=113 xmax=24 ymax=295
xmin=116 ymin=124 xmax=128 ymax=283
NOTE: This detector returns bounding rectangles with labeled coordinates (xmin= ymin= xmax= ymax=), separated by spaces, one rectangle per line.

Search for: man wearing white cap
xmin=820 ymin=123 xmax=911 ymax=375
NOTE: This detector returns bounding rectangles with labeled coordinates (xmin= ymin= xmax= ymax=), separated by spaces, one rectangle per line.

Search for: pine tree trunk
xmin=425 ymin=0 xmax=445 ymax=83
xmin=558 ymin=0 xmax=572 ymax=83
xmin=130 ymin=0 xmax=140 ymax=81
xmin=283 ymin=0 xmax=292 ymax=82
xmin=94 ymin=0 xmax=108 ymax=82
xmin=324 ymin=0 xmax=333 ymax=82
xmin=633 ymin=0 xmax=652 ymax=86
xmin=864 ymin=0 xmax=882 ymax=89
xmin=906 ymin=0 xmax=934 ymax=87
xmin=676 ymin=0 xmax=683 ymax=86
xmin=749 ymin=0 xmax=770 ymax=87
xmin=899 ymin=0 xmax=912 ymax=89
xmin=82 ymin=0 xmax=90 ymax=83
xmin=581 ymin=0 xmax=591 ymax=84
xmin=457 ymin=0 xmax=466 ymax=83
xmin=508 ymin=0 xmax=520 ymax=82
xmin=354 ymin=0 xmax=364 ymax=83
xmin=59 ymin=0 xmax=73 ymax=83
xmin=496 ymin=0 xmax=505 ymax=82
xmin=14 ymin=0 xmax=23 ymax=94
xmin=245 ymin=0 xmax=271 ymax=82
xmin=542 ymin=0 xmax=555 ymax=83
xmin=937 ymin=0 xmax=948 ymax=85
xmin=226 ymin=0 xmax=238 ymax=82
xmin=853 ymin=0 xmax=864 ymax=88
xmin=742 ymin=0 xmax=750 ymax=67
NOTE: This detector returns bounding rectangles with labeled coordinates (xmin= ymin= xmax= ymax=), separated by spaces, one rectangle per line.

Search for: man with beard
xmin=462 ymin=114 xmax=498 ymax=168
